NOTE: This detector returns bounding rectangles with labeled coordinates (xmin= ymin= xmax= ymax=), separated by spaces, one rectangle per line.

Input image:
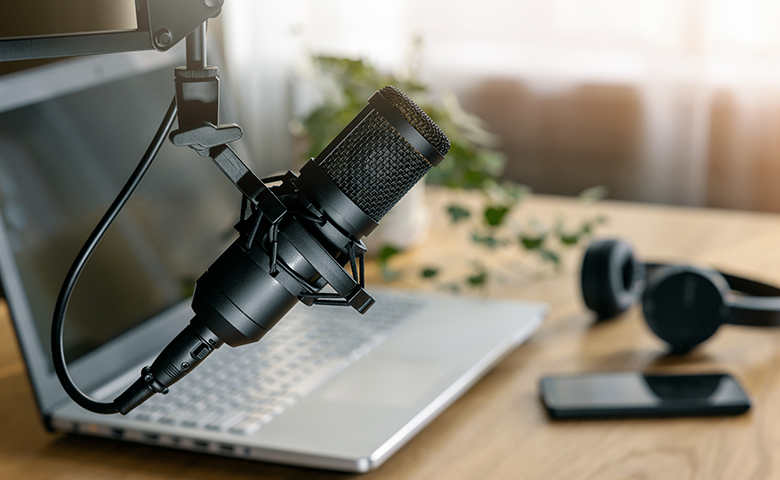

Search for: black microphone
xmin=113 ymin=86 xmax=450 ymax=414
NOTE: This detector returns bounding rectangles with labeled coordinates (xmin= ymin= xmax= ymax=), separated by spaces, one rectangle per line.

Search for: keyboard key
xmin=228 ymin=418 xmax=264 ymax=435
xmin=134 ymin=410 xmax=167 ymax=423
xmin=205 ymin=409 xmax=249 ymax=431
xmin=182 ymin=410 xmax=222 ymax=429
xmin=159 ymin=407 xmax=198 ymax=425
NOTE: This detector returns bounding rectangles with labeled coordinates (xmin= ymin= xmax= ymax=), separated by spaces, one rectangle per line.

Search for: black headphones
xmin=581 ymin=239 xmax=780 ymax=352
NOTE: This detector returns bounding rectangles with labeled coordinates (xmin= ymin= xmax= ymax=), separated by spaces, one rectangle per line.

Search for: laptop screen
xmin=0 ymin=53 xmax=245 ymax=368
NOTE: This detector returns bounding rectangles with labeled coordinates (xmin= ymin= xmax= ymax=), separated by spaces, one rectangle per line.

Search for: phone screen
xmin=540 ymin=372 xmax=751 ymax=419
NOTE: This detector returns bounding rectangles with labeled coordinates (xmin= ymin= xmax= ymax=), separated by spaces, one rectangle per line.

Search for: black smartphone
xmin=539 ymin=372 xmax=751 ymax=419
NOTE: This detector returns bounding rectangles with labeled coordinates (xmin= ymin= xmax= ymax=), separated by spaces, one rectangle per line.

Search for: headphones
xmin=581 ymin=239 xmax=780 ymax=352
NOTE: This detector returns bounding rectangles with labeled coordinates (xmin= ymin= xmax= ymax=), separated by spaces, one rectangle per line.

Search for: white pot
xmin=363 ymin=182 xmax=430 ymax=252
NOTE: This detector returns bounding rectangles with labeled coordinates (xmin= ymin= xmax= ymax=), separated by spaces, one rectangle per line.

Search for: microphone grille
xmin=315 ymin=86 xmax=450 ymax=222
xmin=319 ymin=110 xmax=432 ymax=221
xmin=378 ymin=86 xmax=451 ymax=156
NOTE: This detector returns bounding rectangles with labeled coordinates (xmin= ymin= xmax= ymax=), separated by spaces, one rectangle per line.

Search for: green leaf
xmin=472 ymin=233 xmax=506 ymax=249
xmin=467 ymin=270 xmax=488 ymax=287
xmin=484 ymin=205 xmax=510 ymax=227
xmin=520 ymin=234 xmax=546 ymax=250
xmin=380 ymin=264 xmax=401 ymax=282
xmin=447 ymin=204 xmax=471 ymax=223
xmin=578 ymin=186 xmax=608 ymax=203
xmin=540 ymin=248 xmax=561 ymax=265
xmin=421 ymin=267 xmax=439 ymax=279
xmin=579 ymin=215 xmax=608 ymax=237
xmin=378 ymin=245 xmax=402 ymax=264
xmin=502 ymin=181 xmax=532 ymax=202
xmin=559 ymin=233 xmax=579 ymax=245
xmin=581 ymin=221 xmax=594 ymax=235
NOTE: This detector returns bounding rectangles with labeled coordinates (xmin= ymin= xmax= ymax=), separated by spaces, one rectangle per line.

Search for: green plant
xmin=296 ymin=55 xmax=606 ymax=289
xmin=295 ymin=55 xmax=506 ymax=191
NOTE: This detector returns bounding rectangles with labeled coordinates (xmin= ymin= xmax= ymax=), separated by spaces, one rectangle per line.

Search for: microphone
xmin=113 ymin=86 xmax=450 ymax=414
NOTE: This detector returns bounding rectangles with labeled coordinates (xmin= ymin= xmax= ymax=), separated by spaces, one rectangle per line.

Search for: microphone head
xmin=377 ymin=86 xmax=451 ymax=157
xmin=315 ymin=86 xmax=450 ymax=223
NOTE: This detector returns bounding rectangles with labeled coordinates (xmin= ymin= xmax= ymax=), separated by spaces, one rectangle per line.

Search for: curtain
xmin=222 ymin=0 xmax=780 ymax=210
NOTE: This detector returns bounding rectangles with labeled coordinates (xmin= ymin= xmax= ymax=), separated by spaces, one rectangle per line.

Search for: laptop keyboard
xmin=125 ymin=293 xmax=425 ymax=435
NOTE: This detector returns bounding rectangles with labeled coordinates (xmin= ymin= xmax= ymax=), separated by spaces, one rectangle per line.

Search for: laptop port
xmin=144 ymin=433 xmax=159 ymax=441
xmin=110 ymin=428 xmax=124 ymax=439
xmin=219 ymin=444 xmax=235 ymax=453
xmin=193 ymin=440 xmax=209 ymax=449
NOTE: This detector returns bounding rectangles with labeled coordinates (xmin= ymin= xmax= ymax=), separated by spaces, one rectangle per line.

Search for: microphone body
xmin=113 ymin=86 xmax=450 ymax=414
xmin=192 ymin=86 xmax=449 ymax=346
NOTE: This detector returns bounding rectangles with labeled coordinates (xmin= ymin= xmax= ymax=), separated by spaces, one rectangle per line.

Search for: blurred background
xmin=6 ymin=0 xmax=780 ymax=212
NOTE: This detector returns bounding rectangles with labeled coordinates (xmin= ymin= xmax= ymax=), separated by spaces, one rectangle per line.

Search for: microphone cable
xmin=50 ymin=97 xmax=178 ymax=415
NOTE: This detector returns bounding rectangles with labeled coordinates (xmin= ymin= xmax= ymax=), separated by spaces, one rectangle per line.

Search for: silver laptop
xmin=0 ymin=47 xmax=547 ymax=472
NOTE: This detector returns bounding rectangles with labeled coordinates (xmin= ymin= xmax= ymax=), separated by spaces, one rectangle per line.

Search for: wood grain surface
xmin=2 ymin=188 xmax=780 ymax=479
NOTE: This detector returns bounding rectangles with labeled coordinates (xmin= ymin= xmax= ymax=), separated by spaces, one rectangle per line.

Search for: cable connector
xmin=112 ymin=317 xmax=223 ymax=415
xmin=141 ymin=366 xmax=169 ymax=394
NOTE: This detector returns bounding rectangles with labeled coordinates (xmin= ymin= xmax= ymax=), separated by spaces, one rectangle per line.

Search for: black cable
xmin=51 ymin=97 xmax=178 ymax=414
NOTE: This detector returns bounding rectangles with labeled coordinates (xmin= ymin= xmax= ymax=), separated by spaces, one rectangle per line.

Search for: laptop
xmin=0 ymin=46 xmax=547 ymax=472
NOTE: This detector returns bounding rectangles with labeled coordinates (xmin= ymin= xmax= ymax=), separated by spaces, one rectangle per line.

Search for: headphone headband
xmin=645 ymin=263 xmax=780 ymax=327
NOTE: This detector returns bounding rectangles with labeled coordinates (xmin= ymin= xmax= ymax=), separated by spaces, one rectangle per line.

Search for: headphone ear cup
xmin=642 ymin=266 xmax=730 ymax=353
xmin=581 ymin=239 xmax=644 ymax=319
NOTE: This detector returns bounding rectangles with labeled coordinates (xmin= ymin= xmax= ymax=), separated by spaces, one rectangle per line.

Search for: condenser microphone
xmin=111 ymin=86 xmax=450 ymax=414
xmin=295 ymin=85 xmax=449 ymax=239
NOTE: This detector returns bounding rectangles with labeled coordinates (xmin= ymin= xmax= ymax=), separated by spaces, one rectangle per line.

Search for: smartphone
xmin=539 ymin=372 xmax=751 ymax=419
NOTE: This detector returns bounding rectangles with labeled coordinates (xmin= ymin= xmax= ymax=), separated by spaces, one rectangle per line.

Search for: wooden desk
xmin=3 ymin=189 xmax=780 ymax=479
